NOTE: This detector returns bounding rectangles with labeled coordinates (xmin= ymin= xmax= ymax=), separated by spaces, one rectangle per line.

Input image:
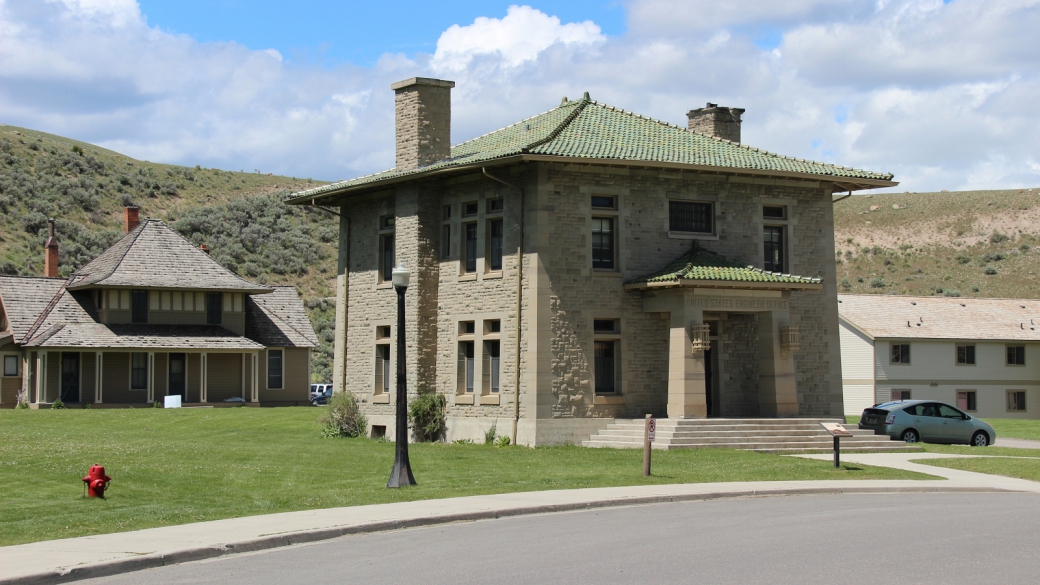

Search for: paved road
xmin=85 ymin=492 xmax=1040 ymax=585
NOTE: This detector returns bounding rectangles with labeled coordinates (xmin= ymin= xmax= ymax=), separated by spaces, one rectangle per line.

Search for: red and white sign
xmin=648 ymin=417 xmax=656 ymax=442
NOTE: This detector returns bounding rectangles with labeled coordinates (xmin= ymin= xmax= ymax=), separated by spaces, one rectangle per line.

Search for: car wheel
xmin=971 ymin=431 xmax=989 ymax=447
xmin=901 ymin=429 xmax=919 ymax=444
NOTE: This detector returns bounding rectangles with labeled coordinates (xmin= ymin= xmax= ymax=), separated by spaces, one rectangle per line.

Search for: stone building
xmin=0 ymin=209 xmax=318 ymax=408
xmin=286 ymin=78 xmax=896 ymax=445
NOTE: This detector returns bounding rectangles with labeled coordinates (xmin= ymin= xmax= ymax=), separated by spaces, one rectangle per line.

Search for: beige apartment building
xmin=287 ymin=78 xmax=896 ymax=445
xmin=0 ymin=209 xmax=318 ymax=407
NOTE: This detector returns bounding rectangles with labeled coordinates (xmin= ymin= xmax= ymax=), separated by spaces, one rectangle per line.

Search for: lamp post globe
xmin=387 ymin=263 xmax=416 ymax=488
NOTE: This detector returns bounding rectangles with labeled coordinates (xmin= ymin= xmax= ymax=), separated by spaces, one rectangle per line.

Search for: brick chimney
xmin=44 ymin=219 xmax=59 ymax=278
xmin=199 ymin=244 xmax=209 ymax=255
xmin=391 ymin=77 xmax=455 ymax=171
xmin=124 ymin=206 xmax=140 ymax=233
xmin=687 ymin=103 xmax=745 ymax=143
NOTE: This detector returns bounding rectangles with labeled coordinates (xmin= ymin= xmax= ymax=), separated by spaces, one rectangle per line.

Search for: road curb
xmin=2 ymin=485 xmax=1013 ymax=585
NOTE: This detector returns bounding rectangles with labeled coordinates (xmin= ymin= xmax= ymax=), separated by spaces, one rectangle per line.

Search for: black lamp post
xmin=387 ymin=263 xmax=416 ymax=488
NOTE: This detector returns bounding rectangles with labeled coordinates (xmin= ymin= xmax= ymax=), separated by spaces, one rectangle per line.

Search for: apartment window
xmin=1007 ymin=346 xmax=1026 ymax=366
xmin=487 ymin=219 xmax=503 ymax=271
xmin=131 ymin=290 xmax=148 ymax=323
xmin=458 ymin=342 xmax=475 ymax=393
xmin=669 ymin=201 xmax=713 ymax=234
xmin=131 ymin=352 xmax=148 ymax=390
xmin=956 ymin=345 xmax=976 ymax=365
xmin=891 ymin=389 xmax=911 ymax=401
xmin=463 ymin=223 xmax=478 ymax=273
xmin=486 ymin=198 xmax=504 ymax=213
xmin=267 ymin=349 xmax=283 ymax=389
xmin=483 ymin=341 xmax=501 ymax=393
xmin=205 ymin=292 xmax=222 ymax=325
xmin=763 ymin=226 xmax=785 ymax=273
xmin=591 ymin=217 xmax=615 ymax=270
xmin=462 ymin=202 xmax=478 ymax=217
xmin=594 ymin=341 xmax=618 ymax=394
xmin=591 ymin=195 xmax=616 ymax=210
xmin=3 ymin=355 xmax=19 ymax=377
xmin=1007 ymin=390 xmax=1027 ymax=412
xmin=375 ymin=345 xmax=390 ymax=394
xmin=891 ymin=344 xmax=910 ymax=364
xmin=957 ymin=391 xmax=977 ymax=412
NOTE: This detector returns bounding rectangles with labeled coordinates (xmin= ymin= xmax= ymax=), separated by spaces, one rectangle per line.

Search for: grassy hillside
xmin=833 ymin=188 xmax=1040 ymax=299
xmin=0 ymin=124 xmax=335 ymax=381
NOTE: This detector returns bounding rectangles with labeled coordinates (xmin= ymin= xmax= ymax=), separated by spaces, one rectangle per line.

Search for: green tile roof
xmin=626 ymin=246 xmax=822 ymax=288
xmin=288 ymin=95 xmax=894 ymax=202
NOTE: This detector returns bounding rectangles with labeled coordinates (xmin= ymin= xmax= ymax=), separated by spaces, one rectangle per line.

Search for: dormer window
xmin=206 ymin=292 xmax=222 ymax=325
xmin=131 ymin=290 xmax=148 ymax=323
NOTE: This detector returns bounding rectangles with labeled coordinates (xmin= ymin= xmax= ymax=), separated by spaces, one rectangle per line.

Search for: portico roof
xmin=624 ymin=246 xmax=823 ymax=291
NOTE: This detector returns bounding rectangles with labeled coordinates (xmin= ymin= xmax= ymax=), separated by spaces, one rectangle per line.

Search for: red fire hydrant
xmin=82 ymin=464 xmax=112 ymax=498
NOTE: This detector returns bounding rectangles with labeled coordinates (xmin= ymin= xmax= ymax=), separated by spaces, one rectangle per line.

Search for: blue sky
xmin=2 ymin=0 xmax=1038 ymax=192
xmin=137 ymin=1 xmax=626 ymax=65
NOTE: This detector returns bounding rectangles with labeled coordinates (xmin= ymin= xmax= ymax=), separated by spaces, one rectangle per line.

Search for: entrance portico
xmin=625 ymin=246 xmax=822 ymax=419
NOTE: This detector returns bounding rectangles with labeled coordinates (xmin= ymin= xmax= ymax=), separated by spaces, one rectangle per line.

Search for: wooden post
xmin=643 ymin=414 xmax=652 ymax=477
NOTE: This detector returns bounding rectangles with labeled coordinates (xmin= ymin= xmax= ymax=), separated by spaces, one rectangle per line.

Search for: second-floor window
xmin=131 ymin=290 xmax=148 ymax=323
xmin=891 ymin=343 xmax=910 ymax=364
xmin=669 ymin=201 xmax=713 ymax=234
xmin=206 ymin=292 xmax=222 ymax=325
xmin=463 ymin=223 xmax=478 ymax=273
xmin=591 ymin=217 xmax=615 ymax=270
xmin=379 ymin=215 xmax=395 ymax=283
xmin=763 ymin=226 xmax=785 ymax=273
xmin=487 ymin=219 xmax=503 ymax=271
xmin=956 ymin=345 xmax=976 ymax=365
xmin=1007 ymin=346 xmax=1026 ymax=366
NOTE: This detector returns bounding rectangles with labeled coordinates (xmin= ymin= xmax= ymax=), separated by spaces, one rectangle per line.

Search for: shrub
xmin=15 ymin=400 xmax=29 ymax=409
xmin=484 ymin=422 xmax=498 ymax=445
xmin=943 ymin=289 xmax=961 ymax=297
xmin=51 ymin=398 xmax=65 ymax=409
xmin=1020 ymin=244 xmax=1031 ymax=252
xmin=984 ymin=266 xmax=997 ymax=275
xmin=495 ymin=435 xmax=511 ymax=447
xmin=153 ymin=400 xmax=163 ymax=408
xmin=982 ymin=252 xmax=1005 ymax=262
xmin=972 ymin=286 xmax=980 ymax=292
xmin=82 ymin=402 xmax=91 ymax=409
xmin=839 ymin=278 xmax=851 ymax=290
xmin=409 ymin=393 xmax=446 ymax=442
xmin=870 ymin=277 xmax=886 ymax=288
xmin=856 ymin=276 xmax=864 ymax=283
xmin=955 ymin=254 xmax=971 ymax=264
xmin=990 ymin=231 xmax=1009 ymax=244
xmin=318 ymin=391 xmax=367 ymax=438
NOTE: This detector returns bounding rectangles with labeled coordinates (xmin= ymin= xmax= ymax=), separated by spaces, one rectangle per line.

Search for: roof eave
xmin=624 ymin=279 xmax=824 ymax=291
xmin=65 ymin=283 xmax=274 ymax=295
xmin=287 ymin=154 xmax=897 ymax=206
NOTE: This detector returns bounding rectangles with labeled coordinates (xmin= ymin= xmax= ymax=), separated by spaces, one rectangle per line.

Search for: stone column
xmin=757 ymin=309 xmax=798 ymax=417
xmin=667 ymin=306 xmax=707 ymax=419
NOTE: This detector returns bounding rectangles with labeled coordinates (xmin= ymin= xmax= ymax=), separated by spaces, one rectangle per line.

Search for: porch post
xmin=96 ymin=352 xmax=104 ymax=404
xmin=34 ymin=353 xmax=42 ymax=404
xmin=252 ymin=351 xmax=259 ymax=402
xmin=241 ymin=353 xmax=246 ymax=400
xmin=757 ymin=309 xmax=798 ymax=417
xmin=200 ymin=353 xmax=207 ymax=403
xmin=42 ymin=352 xmax=48 ymax=403
xmin=147 ymin=352 xmax=155 ymax=404
xmin=667 ymin=304 xmax=707 ymax=419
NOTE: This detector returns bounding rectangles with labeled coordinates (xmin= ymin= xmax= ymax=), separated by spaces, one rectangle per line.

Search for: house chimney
xmin=687 ymin=103 xmax=745 ymax=143
xmin=199 ymin=244 xmax=209 ymax=254
xmin=391 ymin=77 xmax=455 ymax=171
xmin=44 ymin=219 xmax=59 ymax=278
xmin=124 ymin=206 xmax=140 ymax=233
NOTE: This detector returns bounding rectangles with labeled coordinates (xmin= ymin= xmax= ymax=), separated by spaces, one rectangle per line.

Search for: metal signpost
xmin=820 ymin=422 xmax=853 ymax=468
xmin=643 ymin=415 xmax=656 ymax=476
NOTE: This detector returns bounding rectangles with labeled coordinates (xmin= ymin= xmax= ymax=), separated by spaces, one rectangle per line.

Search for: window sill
xmin=454 ymin=394 xmax=475 ymax=405
xmin=668 ymin=232 xmax=718 ymax=240
xmin=458 ymin=274 xmax=477 ymax=282
xmin=479 ymin=394 xmax=500 ymax=405
xmin=372 ymin=394 xmax=390 ymax=404
xmin=375 ymin=282 xmax=393 ymax=290
xmin=483 ymin=271 xmax=503 ymax=280
xmin=592 ymin=271 xmax=622 ymax=278
xmin=594 ymin=395 xmax=624 ymax=405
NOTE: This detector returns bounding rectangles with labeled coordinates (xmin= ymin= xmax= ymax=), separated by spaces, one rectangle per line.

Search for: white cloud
xmin=0 ymin=0 xmax=1038 ymax=192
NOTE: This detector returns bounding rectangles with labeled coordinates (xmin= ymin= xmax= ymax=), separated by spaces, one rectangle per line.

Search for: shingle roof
xmin=288 ymin=96 xmax=895 ymax=203
xmin=246 ymin=286 xmax=319 ymax=348
xmin=24 ymin=323 xmax=266 ymax=350
xmin=625 ymin=246 xmax=823 ymax=289
xmin=0 ymin=276 xmax=66 ymax=342
xmin=66 ymin=220 xmax=272 ymax=293
xmin=838 ymin=294 xmax=1040 ymax=341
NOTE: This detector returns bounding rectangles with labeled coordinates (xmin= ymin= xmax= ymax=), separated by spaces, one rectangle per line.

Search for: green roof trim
xmin=287 ymin=96 xmax=894 ymax=202
xmin=626 ymin=246 xmax=822 ymax=288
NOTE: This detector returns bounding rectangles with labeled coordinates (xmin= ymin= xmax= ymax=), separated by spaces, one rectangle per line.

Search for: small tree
xmin=409 ymin=393 xmax=446 ymax=442
xmin=318 ymin=391 xmax=367 ymax=438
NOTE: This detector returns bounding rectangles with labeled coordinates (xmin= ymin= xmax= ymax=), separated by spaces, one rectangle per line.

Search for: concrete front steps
xmin=582 ymin=418 xmax=921 ymax=454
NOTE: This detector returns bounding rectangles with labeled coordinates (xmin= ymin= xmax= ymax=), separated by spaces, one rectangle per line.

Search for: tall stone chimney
xmin=124 ymin=206 xmax=140 ymax=233
xmin=44 ymin=219 xmax=59 ymax=278
xmin=391 ymin=77 xmax=455 ymax=171
xmin=687 ymin=103 xmax=745 ymax=143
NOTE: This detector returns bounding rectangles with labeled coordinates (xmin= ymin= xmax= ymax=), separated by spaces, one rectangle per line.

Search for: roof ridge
xmin=20 ymin=283 xmax=67 ymax=345
xmin=159 ymin=220 xmax=272 ymax=290
xmin=74 ymin=221 xmax=149 ymax=286
xmin=452 ymin=100 xmax=581 ymax=150
xmin=521 ymin=97 xmax=590 ymax=152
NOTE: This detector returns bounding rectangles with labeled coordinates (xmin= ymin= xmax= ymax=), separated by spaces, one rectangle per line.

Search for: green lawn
xmin=0 ymin=408 xmax=929 ymax=546
xmin=915 ymin=456 xmax=1040 ymax=482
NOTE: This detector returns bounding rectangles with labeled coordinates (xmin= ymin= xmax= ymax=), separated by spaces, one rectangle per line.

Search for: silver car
xmin=859 ymin=400 xmax=996 ymax=446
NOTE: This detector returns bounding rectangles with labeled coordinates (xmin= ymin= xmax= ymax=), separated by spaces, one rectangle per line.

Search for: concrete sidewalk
xmin=3 ymin=459 xmax=1037 ymax=585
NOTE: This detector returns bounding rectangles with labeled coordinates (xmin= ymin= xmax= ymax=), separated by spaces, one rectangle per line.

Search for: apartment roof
xmin=0 ymin=276 xmax=66 ymax=341
xmin=246 ymin=286 xmax=320 ymax=348
xmin=288 ymin=95 xmax=896 ymax=204
xmin=838 ymin=294 xmax=1040 ymax=341
xmin=23 ymin=323 xmax=266 ymax=350
xmin=66 ymin=220 xmax=272 ymax=294
xmin=625 ymin=246 xmax=823 ymax=290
